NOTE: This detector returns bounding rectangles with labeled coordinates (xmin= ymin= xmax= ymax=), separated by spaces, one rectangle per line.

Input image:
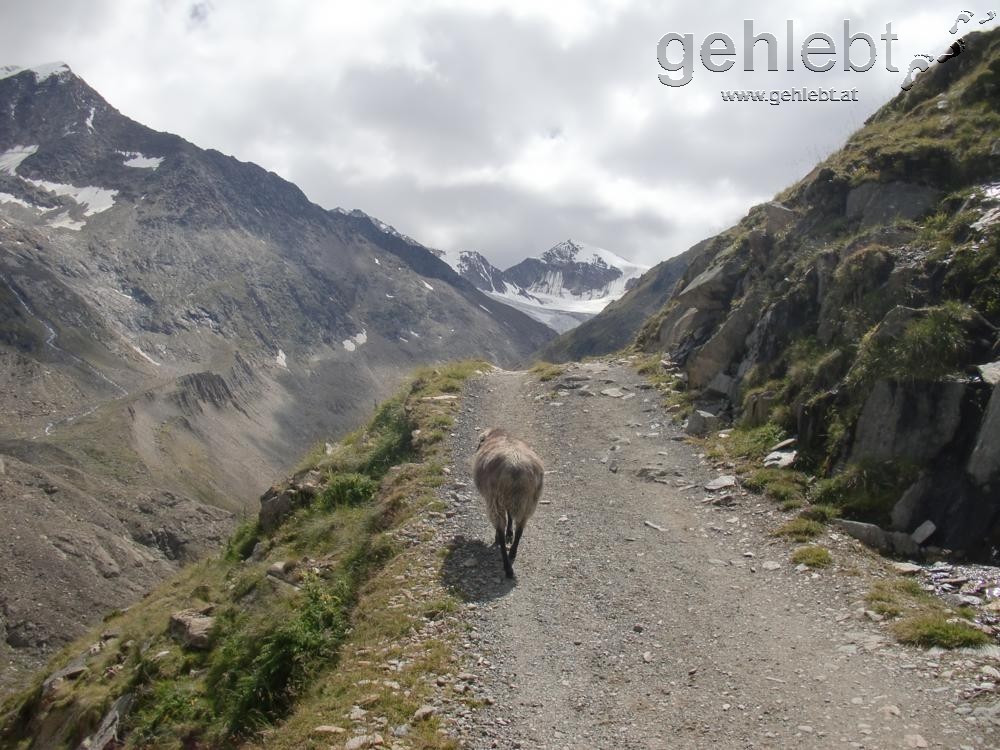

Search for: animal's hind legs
xmin=495 ymin=527 xmax=514 ymax=578
xmin=505 ymin=512 xmax=514 ymax=545
xmin=508 ymin=524 xmax=524 ymax=562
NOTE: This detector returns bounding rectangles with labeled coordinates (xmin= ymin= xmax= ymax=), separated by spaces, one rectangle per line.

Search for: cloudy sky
xmin=1 ymin=1 xmax=995 ymax=267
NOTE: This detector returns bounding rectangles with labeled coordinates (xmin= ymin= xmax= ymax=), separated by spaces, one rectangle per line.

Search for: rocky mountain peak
xmin=0 ymin=62 xmax=74 ymax=83
xmin=541 ymin=239 xmax=591 ymax=266
xmin=434 ymin=239 xmax=650 ymax=333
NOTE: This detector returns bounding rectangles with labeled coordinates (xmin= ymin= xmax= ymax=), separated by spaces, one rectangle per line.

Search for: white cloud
xmin=0 ymin=1 xmax=995 ymax=266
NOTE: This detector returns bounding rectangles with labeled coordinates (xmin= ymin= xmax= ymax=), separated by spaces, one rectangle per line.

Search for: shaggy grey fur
xmin=472 ymin=427 xmax=544 ymax=578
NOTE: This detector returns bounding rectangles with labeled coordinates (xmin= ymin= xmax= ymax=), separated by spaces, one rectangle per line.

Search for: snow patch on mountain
xmin=483 ymin=289 xmax=594 ymax=332
xmin=342 ymin=330 xmax=368 ymax=352
xmin=0 ymin=63 xmax=71 ymax=83
xmin=0 ymin=192 xmax=35 ymax=209
xmin=0 ymin=145 xmax=38 ymax=175
xmin=119 ymin=151 xmax=164 ymax=169
xmin=132 ymin=344 xmax=161 ymax=367
xmin=25 ymin=179 xmax=117 ymax=215
xmin=48 ymin=213 xmax=86 ymax=231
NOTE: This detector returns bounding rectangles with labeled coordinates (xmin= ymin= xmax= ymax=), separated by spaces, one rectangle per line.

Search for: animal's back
xmin=473 ymin=432 xmax=543 ymax=527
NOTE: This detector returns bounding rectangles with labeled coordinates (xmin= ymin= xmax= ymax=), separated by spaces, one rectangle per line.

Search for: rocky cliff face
xmin=0 ymin=63 xmax=553 ymax=686
xmin=628 ymin=28 xmax=1000 ymax=559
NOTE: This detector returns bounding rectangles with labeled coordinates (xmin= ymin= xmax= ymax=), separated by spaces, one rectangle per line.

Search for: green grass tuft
xmin=867 ymin=578 xmax=932 ymax=617
xmin=225 ymin=519 xmax=261 ymax=562
xmin=743 ymin=468 xmax=810 ymax=506
xmin=866 ymin=576 xmax=991 ymax=649
xmin=719 ymin=424 xmax=787 ymax=462
xmin=798 ymin=504 xmax=840 ymax=523
xmin=206 ymin=573 xmax=353 ymax=736
xmin=529 ymin=361 xmax=566 ymax=382
xmin=892 ymin=614 xmax=991 ymax=649
xmin=790 ymin=546 xmax=832 ymax=568
xmin=811 ymin=461 xmax=917 ymax=526
xmin=848 ymin=301 xmax=976 ymax=386
xmin=317 ymin=472 xmax=378 ymax=509
xmin=773 ymin=518 xmax=824 ymax=541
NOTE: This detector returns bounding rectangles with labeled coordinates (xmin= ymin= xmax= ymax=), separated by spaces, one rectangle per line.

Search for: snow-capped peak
xmin=540 ymin=239 xmax=648 ymax=280
xmin=0 ymin=62 xmax=73 ymax=83
xmin=432 ymin=240 xmax=650 ymax=333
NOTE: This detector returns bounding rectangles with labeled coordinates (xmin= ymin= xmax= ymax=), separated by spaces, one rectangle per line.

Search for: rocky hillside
xmin=630 ymin=28 xmax=1000 ymax=559
xmin=0 ymin=361 xmax=490 ymax=749
xmin=438 ymin=239 xmax=649 ymax=333
xmin=0 ymin=63 xmax=553 ymax=689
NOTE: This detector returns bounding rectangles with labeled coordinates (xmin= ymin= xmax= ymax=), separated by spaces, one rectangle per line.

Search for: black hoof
xmin=504 ymin=566 xmax=515 ymax=579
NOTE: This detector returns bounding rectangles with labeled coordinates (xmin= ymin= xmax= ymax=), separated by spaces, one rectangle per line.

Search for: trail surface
xmin=437 ymin=361 xmax=999 ymax=750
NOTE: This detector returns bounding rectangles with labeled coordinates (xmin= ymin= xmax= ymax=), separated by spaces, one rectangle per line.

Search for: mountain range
xmin=435 ymin=239 xmax=649 ymax=333
xmin=0 ymin=62 xmax=554 ymax=684
xmin=3 ymin=23 xmax=1000 ymax=715
xmin=3 ymin=24 xmax=1000 ymax=750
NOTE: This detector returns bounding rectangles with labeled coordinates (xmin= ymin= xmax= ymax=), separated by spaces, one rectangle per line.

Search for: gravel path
xmin=436 ymin=361 xmax=1000 ymax=750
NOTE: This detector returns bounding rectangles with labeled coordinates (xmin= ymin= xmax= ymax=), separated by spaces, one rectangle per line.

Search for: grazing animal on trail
xmin=472 ymin=427 xmax=544 ymax=578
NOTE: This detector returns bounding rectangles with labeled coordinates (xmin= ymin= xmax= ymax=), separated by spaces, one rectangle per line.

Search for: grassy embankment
xmin=1 ymin=360 xmax=491 ymax=749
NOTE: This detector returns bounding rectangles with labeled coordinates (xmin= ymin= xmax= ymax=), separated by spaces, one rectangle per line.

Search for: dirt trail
xmin=438 ymin=361 xmax=1000 ymax=750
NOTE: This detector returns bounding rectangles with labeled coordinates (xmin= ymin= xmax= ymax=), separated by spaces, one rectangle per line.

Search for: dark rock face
xmin=889 ymin=472 xmax=1000 ymax=559
xmin=849 ymin=380 xmax=970 ymax=464
xmin=967 ymin=371 xmax=1000 ymax=487
xmin=0 ymin=63 xmax=554 ymax=689
xmin=259 ymin=487 xmax=299 ymax=532
xmin=845 ymin=182 xmax=942 ymax=228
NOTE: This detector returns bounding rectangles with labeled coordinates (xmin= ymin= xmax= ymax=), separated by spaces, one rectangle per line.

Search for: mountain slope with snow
xmin=0 ymin=62 xmax=553 ymax=687
xmin=436 ymin=239 xmax=650 ymax=333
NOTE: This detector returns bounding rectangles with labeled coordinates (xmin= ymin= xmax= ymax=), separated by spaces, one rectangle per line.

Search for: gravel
xmin=430 ymin=361 xmax=1000 ymax=750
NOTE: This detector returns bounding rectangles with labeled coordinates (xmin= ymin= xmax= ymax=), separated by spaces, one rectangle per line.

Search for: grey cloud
xmin=0 ymin=1 xmax=984 ymax=268
xmin=189 ymin=2 xmax=212 ymax=25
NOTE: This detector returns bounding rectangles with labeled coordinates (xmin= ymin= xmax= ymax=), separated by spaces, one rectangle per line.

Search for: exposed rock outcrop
xmin=849 ymin=379 xmax=969 ymax=464
xmin=967 ymin=363 xmax=1000 ymax=487
xmin=168 ymin=608 xmax=215 ymax=650
xmin=618 ymin=27 xmax=1000 ymax=558
xmin=846 ymin=181 xmax=941 ymax=228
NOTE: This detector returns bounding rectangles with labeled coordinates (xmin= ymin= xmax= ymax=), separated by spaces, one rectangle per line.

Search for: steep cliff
xmin=629 ymin=28 xmax=1000 ymax=558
